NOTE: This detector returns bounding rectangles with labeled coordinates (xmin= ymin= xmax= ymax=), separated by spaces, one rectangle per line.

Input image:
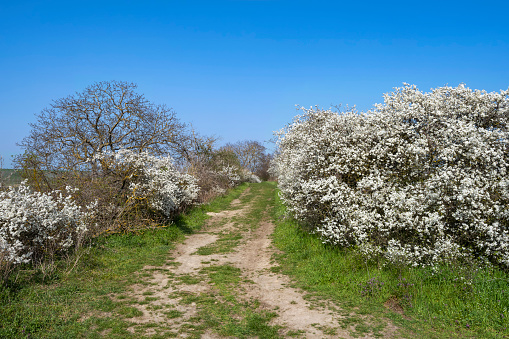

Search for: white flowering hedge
xmin=94 ymin=149 xmax=200 ymax=219
xmin=272 ymin=84 xmax=509 ymax=268
xmin=241 ymin=169 xmax=262 ymax=184
xmin=215 ymin=165 xmax=242 ymax=187
xmin=0 ymin=182 xmax=94 ymax=265
xmin=215 ymin=166 xmax=261 ymax=187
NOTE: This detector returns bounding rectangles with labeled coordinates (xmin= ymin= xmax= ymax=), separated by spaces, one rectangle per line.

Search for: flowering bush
xmin=216 ymin=165 xmax=242 ymax=187
xmin=241 ymin=169 xmax=262 ymax=184
xmin=215 ymin=166 xmax=261 ymax=187
xmin=272 ymin=84 xmax=509 ymax=268
xmin=93 ymin=149 xmax=199 ymax=220
xmin=0 ymin=181 xmax=94 ymax=266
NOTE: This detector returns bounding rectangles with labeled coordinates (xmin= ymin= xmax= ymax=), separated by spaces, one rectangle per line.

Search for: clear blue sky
xmin=1 ymin=0 xmax=508 ymax=167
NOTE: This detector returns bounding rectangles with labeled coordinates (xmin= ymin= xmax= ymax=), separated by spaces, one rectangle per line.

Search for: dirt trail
xmin=119 ymin=185 xmax=398 ymax=338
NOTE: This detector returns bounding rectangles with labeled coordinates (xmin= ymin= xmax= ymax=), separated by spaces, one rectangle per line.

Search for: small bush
xmin=90 ymin=149 xmax=200 ymax=232
xmin=0 ymin=181 xmax=94 ymax=280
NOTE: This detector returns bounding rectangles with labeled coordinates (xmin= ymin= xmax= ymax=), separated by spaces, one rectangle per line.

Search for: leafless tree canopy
xmin=16 ymin=81 xmax=188 ymax=172
xmin=222 ymin=140 xmax=266 ymax=173
xmin=221 ymin=140 xmax=272 ymax=180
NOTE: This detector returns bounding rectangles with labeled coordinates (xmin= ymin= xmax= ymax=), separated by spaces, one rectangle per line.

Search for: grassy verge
xmin=270 ymin=187 xmax=509 ymax=338
xmin=0 ymin=183 xmax=249 ymax=338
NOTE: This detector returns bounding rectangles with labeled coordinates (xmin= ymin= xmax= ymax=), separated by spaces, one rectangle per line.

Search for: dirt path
xmin=116 ymin=184 xmax=398 ymax=338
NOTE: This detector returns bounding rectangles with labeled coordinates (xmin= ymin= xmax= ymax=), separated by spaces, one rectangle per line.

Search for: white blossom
xmin=93 ymin=149 xmax=200 ymax=218
xmin=0 ymin=181 xmax=94 ymax=265
xmin=271 ymin=84 xmax=509 ymax=268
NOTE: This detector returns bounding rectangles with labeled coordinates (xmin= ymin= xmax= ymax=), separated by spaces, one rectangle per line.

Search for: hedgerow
xmin=271 ymin=84 xmax=509 ymax=268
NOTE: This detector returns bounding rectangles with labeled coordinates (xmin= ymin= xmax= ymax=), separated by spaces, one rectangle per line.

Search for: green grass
xmin=118 ymin=306 xmax=144 ymax=318
xmin=192 ymin=264 xmax=282 ymax=338
xmin=164 ymin=309 xmax=183 ymax=319
xmin=0 ymin=183 xmax=250 ymax=338
xmin=177 ymin=274 xmax=203 ymax=285
xmin=172 ymin=182 xmax=251 ymax=234
xmin=0 ymin=169 xmax=23 ymax=186
xmin=167 ymin=182 xmax=283 ymax=339
xmin=196 ymin=181 xmax=276 ymax=256
xmin=270 ymin=186 xmax=509 ymax=338
xmin=174 ymin=182 xmax=283 ymax=338
xmin=241 ymin=181 xmax=276 ymax=226
xmin=195 ymin=231 xmax=243 ymax=255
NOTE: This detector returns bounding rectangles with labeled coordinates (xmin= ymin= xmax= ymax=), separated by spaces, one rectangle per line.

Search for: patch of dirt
xmin=384 ymin=296 xmax=411 ymax=321
xmin=115 ymin=198 xmax=252 ymax=337
xmin=384 ymin=296 xmax=404 ymax=314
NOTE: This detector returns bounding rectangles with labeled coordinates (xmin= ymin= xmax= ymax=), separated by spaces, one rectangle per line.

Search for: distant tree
xmin=223 ymin=140 xmax=267 ymax=174
xmin=16 ymin=81 xmax=189 ymax=177
xmin=254 ymin=152 xmax=273 ymax=181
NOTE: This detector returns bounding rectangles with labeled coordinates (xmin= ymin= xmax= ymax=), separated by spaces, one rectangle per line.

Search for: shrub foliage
xmin=92 ymin=148 xmax=200 ymax=222
xmin=271 ymin=84 xmax=509 ymax=268
xmin=0 ymin=182 xmax=93 ymax=266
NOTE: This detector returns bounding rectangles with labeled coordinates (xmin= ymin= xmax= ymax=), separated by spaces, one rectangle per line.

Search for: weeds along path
xmin=115 ymin=182 xmax=398 ymax=338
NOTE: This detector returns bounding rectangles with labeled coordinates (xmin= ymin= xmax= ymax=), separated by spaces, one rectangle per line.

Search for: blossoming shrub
xmin=93 ymin=149 xmax=199 ymax=228
xmin=215 ymin=165 xmax=242 ymax=187
xmin=214 ymin=166 xmax=261 ymax=187
xmin=272 ymin=84 xmax=509 ymax=268
xmin=241 ymin=169 xmax=262 ymax=184
xmin=186 ymin=147 xmax=261 ymax=203
xmin=0 ymin=182 xmax=93 ymax=271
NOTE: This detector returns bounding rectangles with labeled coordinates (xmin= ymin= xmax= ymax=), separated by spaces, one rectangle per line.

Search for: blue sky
xmin=1 ymin=0 xmax=508 ymax=167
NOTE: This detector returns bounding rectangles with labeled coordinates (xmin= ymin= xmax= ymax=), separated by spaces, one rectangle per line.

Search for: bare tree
xmin=16 ymin=81 xmax=189 ymax=176
xmin=222 ymin=140 xmax=267 ymax=173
